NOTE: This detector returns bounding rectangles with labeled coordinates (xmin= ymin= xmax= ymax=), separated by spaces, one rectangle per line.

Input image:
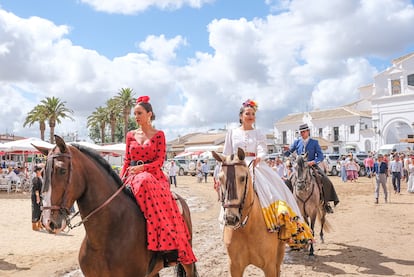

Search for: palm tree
xmin=40 ymin=96 xmax=74 ymax=143
xmin=23 ymin=105 xmax=48 ymax=140
xmin=106 ymin=98 xmax=122 ymax=143
xmin=114 ymin=88 xmax=135 ymax=140
xmin=87 ymin=106 xmax=109 ymax=144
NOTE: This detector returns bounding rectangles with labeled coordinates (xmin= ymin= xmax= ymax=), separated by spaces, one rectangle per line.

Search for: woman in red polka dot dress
xmin=120 ymin=96 xmax=197 ymax=265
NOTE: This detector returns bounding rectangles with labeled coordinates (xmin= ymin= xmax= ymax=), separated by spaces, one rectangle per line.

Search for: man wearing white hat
xmin=284 ymin=123 xmax=339 ymax=213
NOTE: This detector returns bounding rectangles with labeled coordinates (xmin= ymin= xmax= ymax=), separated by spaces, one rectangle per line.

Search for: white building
xmin=369 ymin=52 xmax=414 ymax=150
xmin=274 ymin=52 xmax=414 ymax=154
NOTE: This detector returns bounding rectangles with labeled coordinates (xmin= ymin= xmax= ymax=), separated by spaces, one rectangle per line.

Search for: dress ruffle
xmin=262 ymin=200 xmax=313 ymax=248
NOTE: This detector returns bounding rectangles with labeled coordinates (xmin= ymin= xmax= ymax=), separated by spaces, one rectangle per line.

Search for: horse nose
xmin=224 ymin=213 xmax=240 ymax=226
xmin=297 ymin=181 xmax=305 ymax=190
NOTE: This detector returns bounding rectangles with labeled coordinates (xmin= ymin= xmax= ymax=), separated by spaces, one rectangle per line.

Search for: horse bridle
xmin=294 ymin=164 xmax=316 ymax=217
xmin=220 ymin=160 xmax=254 ymax=229
xmin=42 ymin=150 xmax=126 ymax=230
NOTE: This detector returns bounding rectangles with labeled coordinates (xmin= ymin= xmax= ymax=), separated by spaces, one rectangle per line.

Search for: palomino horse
xmin=212 ymin=148 xmax=285 ymax=277
xmin=34 ymin=135 xmax=197 ymax=277
xmin=290 ymin=154 xmax=328 ymax=256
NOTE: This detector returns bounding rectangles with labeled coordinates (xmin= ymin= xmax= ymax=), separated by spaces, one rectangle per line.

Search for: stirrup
xmin=325 ymin=203 xmax=334 ymax=213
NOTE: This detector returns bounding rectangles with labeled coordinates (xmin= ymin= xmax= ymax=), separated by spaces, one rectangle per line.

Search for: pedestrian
xmin=373 ymin=154 xmax=388 ymax=204
xmin=364 ymin=154 xmax=374 ymax=178
xmin=389 ymin=154 xmax=403 ymax=194
xmin=168 ymin=160 xmax=178 ymax=187
xmin=201 ymin=160 xmax=209 ymax=183
xmin=31 ymin=166 xmax=43 ymax=231
xmin=345 ymin=155 xmax=359 ymax=182
xmin=340 ymin=156 xmax=347 ymax=182
xmin=196 ymin=161 xmax=203 ymax=183
xmin=407 ymin=154 xmax=414 ymax=193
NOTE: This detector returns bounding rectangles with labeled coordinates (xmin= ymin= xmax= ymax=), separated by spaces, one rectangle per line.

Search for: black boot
xmin=324 ymin=203 xmax=334 ymax=213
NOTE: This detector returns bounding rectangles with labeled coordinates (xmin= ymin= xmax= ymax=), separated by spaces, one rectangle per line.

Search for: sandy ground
xmin=1 ymin=174 xmax=414 ymax=277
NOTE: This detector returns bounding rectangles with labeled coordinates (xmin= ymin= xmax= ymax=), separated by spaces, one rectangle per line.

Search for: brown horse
xmin=290 ymin=154 xmax=328 ymax=256
xmin=212 ymin=148 xmax=285 ymax=277
xmin=35 ymin=135 xmax=197 ymax=277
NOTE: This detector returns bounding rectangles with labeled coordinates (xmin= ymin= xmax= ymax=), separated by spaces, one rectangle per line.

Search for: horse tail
xmin=316 ymin=203 xmax=332 ymax=233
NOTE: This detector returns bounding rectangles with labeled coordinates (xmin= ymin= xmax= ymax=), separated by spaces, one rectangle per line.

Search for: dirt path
xmin=1 ymin=175 xmax=414 ymax=276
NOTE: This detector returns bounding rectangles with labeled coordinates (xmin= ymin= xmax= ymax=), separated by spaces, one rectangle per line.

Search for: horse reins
xmin=221 ymin=160 xmax=255 ymax=229
xmin=294 ymin=166 xmax=316 ymax=218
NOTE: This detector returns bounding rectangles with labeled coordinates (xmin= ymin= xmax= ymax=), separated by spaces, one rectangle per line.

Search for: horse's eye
xmin=239 ymin=176 xmax=246 ymax=183
xmin=59 ymin=168 xmax=67 ymax=175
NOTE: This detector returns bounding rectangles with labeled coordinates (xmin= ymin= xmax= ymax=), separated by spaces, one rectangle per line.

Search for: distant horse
xmin=34 ymin=135 xmax=197 ymax=277
xmin=212 ymin=148 xmax=285 ymax=277
xmin=290 ymin=154 xmax=328 ymax=256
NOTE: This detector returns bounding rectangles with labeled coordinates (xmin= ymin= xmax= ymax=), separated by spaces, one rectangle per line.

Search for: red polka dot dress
xmin=120 ymin=130 xmax=196 ymax=264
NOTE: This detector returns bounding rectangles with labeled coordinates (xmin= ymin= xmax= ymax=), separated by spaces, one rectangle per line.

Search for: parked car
xmin=188 ymin=159 xmax=216 ymax=176
xmin=165 ymin=158 xmax=195 ymax=176
xmin=354 ymin=153 xmax=368 ymax=177
xmin=324 ymin=153 xmax=341 ymax=176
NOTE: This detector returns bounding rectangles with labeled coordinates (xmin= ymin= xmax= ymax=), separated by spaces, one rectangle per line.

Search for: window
xmin=391 ymin=79 xmax=401 ymax=95
xmin=350 ymin=125 xmax=355 ymax=134
xmin=408 ymin=74 xmax=414 ymax=86
xmin=333 ymin=127 xmax=339 ymax=142
xmin=282 ymin=131 xmax=287 ymax=145
xmin=318 ymin=128 xmax=323 ymax=137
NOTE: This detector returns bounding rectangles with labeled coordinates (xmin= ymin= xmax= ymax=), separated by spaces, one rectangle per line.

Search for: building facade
xmin=274 ymin=52 xmax=414 ymax=154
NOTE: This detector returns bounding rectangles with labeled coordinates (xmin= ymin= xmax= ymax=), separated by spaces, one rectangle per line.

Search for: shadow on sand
xmin=284 ymin=242 xmax=414 ymax=276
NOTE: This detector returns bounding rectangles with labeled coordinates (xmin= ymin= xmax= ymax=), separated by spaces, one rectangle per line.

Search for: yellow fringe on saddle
xmin=261 ymin=200 xmax=314 ymax=248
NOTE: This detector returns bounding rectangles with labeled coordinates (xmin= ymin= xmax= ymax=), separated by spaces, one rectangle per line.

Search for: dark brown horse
xmin=290 ymin=154 xmax=329 ymax=256
xmin=35 ymin=135 xmax=197 ymax=277
xmin=212 ymin=148 xmax=285 ymax=277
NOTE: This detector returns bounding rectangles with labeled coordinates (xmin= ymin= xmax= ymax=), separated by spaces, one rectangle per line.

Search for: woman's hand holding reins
xmin=129 ymin=165 xmax=144 ymax=174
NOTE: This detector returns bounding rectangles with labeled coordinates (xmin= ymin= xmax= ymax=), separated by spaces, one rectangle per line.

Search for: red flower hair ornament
xmin=136 ymin=96 xmax=150 ymax=104
xmin=242 ymin=99 xmax=258 ymax=111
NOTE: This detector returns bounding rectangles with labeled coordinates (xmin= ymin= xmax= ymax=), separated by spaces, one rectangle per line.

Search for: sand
xmin=1 ymin=175 xmax=414 ymax=277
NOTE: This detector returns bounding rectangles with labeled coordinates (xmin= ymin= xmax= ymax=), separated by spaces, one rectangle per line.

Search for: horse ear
xmin=237 ymin=147 xmax=245 ymax=161
xmin=32 ymin=144 xmax=49 ymax=156
xmin=212 ymin=151 xmax=225 ymax=162
xmin=55 ymin=135 xmax=68 ymax=153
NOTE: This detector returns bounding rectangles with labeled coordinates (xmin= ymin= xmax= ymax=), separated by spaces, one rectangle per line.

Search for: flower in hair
xmin=242 ymin=99 xmax=258 ymax=110
xmin=136 ymin=96 xmax=150 ymax=104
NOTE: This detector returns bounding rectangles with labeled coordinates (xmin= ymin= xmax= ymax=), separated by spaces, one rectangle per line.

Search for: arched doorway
xmin=383 ymin=121 xmax=413 ymax=144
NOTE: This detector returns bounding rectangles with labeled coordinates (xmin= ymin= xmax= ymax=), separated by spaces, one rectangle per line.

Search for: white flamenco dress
xmin=407 ymin=163 xmax=414 ymax=193
xmin=223 ymin=128 xmax=313 ymax=247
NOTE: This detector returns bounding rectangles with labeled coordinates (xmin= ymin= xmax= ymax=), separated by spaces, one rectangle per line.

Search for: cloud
xmin=1 ymin=0 xmax=414 ymax=142
xmin=79 ymin=0 xmax=215 ymax=14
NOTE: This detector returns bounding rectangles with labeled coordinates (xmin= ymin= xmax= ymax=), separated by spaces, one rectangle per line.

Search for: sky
xmin=1 ymin=0 xmax=414 ymax=143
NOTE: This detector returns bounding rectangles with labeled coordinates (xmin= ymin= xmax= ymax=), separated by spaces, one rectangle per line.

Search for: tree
xmin=23 ymin=105 xmax=48 ymax=141
xmin=40 ymin=97 xmax=74 ymax=143
xmin=106 ymin=98 xmax=122 ymax=143
xmin=87 ymin=106 xmax=109 ymax=144
xmin=114 ymin=88 xmax=136 ymax=141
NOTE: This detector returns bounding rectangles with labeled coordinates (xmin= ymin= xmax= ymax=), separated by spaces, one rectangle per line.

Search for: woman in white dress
xmin=407 ymin=155 xmax=414 ymax=193
xmin=222 ymin=99 xmax=313 ymax=247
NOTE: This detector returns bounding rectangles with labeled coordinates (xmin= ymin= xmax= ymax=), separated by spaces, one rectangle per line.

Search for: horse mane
xmin=296 ymin=155 xmax=305 ymax=176
xmin=71 ymin=144 xmax=136 ymax=202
